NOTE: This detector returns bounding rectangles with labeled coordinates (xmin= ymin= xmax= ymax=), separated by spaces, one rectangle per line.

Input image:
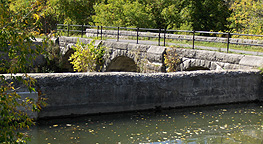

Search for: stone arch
xmin=61 ymin=46 xmax=75 ymax=72
xmin=106 ymin=56 xmax=138 ymax=72
xmin=180 ymin=59 xmax=224 ymax=71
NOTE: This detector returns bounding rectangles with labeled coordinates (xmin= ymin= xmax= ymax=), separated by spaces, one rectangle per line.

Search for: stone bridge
xmin=7 ymin=36 xmax=263 ymax=118
xmin=59 ymin=36 xmax=263 ymax=72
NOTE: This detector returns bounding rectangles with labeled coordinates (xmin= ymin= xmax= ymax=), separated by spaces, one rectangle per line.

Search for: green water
xmin=28 ymin=102 xmax=263 ymax=144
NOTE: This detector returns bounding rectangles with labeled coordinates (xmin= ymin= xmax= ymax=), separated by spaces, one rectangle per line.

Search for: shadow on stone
xmin=106 ymin=56 xmax=137 ymax=72
xmin=185 ymin=66 xmax=210 ymax=71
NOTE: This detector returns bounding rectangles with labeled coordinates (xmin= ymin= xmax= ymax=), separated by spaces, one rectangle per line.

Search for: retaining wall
xmin=11 ymin=70 xmax=262 ymax=119
xmin=174 ymin=48 xmax=263 ymax=70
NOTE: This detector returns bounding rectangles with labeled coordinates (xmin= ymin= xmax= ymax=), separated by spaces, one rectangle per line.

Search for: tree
xmin=227 ymin=0 xmax=263 ymax=36
xmin=92 ymin=0 xmax=129 ymax=27
xmin=92 ymin=0 xmax=231 ymax=31
xmin=180 ymin=0 xmax=230 ymax=32
xmin=0 ymin=0 xmax=46 ymax=143
xmin=92 ymin=0 xmax=182 ymax=29
xmin=137 ymin=0 xmax=182 ymax=29
xmin=47 ymin=0 xmax=99 ymax=25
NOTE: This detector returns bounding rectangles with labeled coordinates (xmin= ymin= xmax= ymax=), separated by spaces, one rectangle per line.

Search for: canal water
xmin=28 ymin=102 xmax=263 ymax=144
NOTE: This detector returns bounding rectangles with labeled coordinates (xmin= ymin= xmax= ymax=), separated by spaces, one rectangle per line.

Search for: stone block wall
xmin=58 ymin=36 xmax=263 ymax=73
xmin=174 ymin=48 xmax=263 ymax=70
xmin=12 ymin=70 xmax=261 ymax=118
xmin=59 ymin=37 xmax=166 ymax=73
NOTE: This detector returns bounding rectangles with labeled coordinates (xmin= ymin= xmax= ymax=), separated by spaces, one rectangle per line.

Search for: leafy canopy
xmin=228 ymin=0 xmax=263 ymax=36
xmin=0 ymin=0 xmax=46 ymax=143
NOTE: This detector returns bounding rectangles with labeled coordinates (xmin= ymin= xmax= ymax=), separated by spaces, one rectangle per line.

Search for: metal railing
xmin=56 ymin=24 xmax=263 ymax=53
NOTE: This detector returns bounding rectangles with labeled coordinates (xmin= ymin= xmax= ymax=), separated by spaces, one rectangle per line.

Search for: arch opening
xmin=106 ymin=56 xmax=138 ymax=72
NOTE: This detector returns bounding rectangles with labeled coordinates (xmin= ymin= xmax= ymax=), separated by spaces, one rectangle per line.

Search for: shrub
xmin=68 ymin=40 xmax=108 ymax=72
xmin=164 ymin=47 xmax=181 ymax=72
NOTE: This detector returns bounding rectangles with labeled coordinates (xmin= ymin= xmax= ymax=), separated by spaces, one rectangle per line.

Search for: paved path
xmin=35 ymin=37 xmax=263 ymax=56
xmin=107 ymin=39 xmax=263 ymax=56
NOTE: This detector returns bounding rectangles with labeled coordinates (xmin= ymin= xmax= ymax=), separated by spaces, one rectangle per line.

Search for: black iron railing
xmin=56 ymin=24 xmax=263 ymax=53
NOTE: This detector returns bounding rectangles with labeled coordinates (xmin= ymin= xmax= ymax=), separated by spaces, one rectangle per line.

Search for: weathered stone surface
xmin=138 ymin=44 xmax=151 ymax=52
xmin=239 ymin=55 xmax=263 ymax=67
xmin=175 ymin=48 xmax=196 ymax=58
xmin=7 ymin=70 xmax=261 ymax=118
xmin=147 ymin=46 xmax=166 ymax=63
xmin=195 ymin=50 xmax=216 ymax=61
xmin=127 ymin=43 xmax=139 ymax=51
xmin=59 ymin=37 xmax=262 ymax=72
xmin=176 ymin=48 xmax=244 ymax=65
xmin=101 ymin=41 xmax=114 ymax=48
xmin=111 ymin=42 xmax=128 ymax=50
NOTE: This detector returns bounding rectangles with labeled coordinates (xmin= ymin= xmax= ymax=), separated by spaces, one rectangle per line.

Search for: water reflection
xmin=28 ymin=102 xmax=263 ymax=144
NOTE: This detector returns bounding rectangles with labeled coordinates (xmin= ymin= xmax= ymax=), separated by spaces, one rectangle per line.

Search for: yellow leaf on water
xmin=176 ymin=132 xmax=182 ymax=135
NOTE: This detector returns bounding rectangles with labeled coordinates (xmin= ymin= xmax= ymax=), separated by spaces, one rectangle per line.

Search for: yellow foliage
xmin=164 ymin=47 xmax=181 ymax=72
xmin=228 ymin=0 xmax=263 ymax=38
xmin=33 ymin=13 xmax=40 ymax=21
xmin=69 ymin=40 xmax=108 ymax=72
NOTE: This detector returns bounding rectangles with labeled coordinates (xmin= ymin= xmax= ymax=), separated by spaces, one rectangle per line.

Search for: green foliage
xmin=259 ymin=67 xmax=263 ymax=75
xmin=9 ymin=0 xmax=99 ymax=34
xmin=69 ymin=40 xmax=108 ymax=72
xmin=164 ymin=47 xmax=181 ymax=72
xmin=92 ymin=0 xmax=230 ymax=31
xmin=10 ymin=0 xmax=263 ymax=36
xmin=180 ymin=0 xmax=230 ymax=31
xmin=0 ymin=75 xmax=44 ymax=143
xmin=92 ymin=0 xmax=182 ymax=29
xmin=138 ymin=0 xmax=182 ymax=29
xmin=0 ymin=0 xmax=46 ymax=143
xmin=40 ymin=41 xmax=63 ymax=73
xmin=45 ymin=0 xmax=99 ymax=25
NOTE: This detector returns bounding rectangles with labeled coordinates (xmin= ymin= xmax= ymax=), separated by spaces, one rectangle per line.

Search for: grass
xmin=170 ymin=40 xmax=263 ymax=53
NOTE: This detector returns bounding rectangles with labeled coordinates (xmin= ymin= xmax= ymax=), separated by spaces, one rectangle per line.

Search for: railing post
xmin=164 ymin=28 xmax=166 ymax=46
xmin=81 ymin=24 xmax=84 ymax=38
xmin=67 ymin=24 xmax=70 ymax=37
xmin=117 ymin=27 xmax=119 ymax=42
xmin=227 ymin=32 xmax=230 ymax=53
xmin=192 ymin=30 xmax=195 ymax=49
xmin=97 ymin=26 xmax=99 ymax=38
xmin=158 ymin=28 xmax=161 ymax=46
xmin=100 ymin=26 xmax=103 ymax=40
xmin=55 ymin=23 xmax=57 ymax=34
xmin=137 ymin=27 xmax=139 ymax=44
xmin=45 ymin=19 xmax=47 ymax=35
